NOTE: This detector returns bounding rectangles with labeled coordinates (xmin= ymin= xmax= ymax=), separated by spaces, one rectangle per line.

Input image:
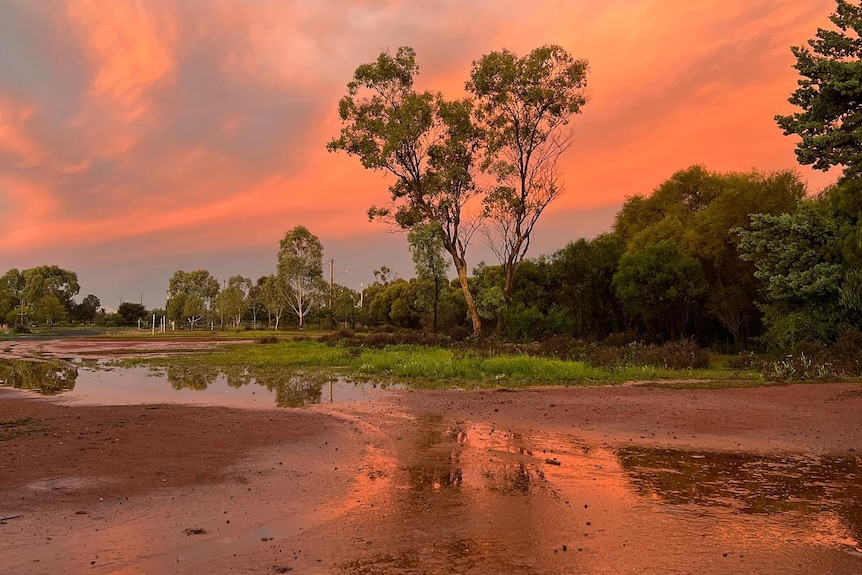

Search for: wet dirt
xmin=1 ymin=338 xmax=861 ymax=574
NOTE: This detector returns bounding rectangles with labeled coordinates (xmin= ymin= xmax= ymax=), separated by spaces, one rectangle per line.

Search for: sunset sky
xmin=0 ymin=0 xmax=841 ymax=310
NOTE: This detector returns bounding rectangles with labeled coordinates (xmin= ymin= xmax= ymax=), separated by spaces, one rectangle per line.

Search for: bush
xmin=726 ymin=351 xmax=770 ymax=371
xmin=763 ymin=330 xmax=862 ymax=380
xmin=831 ymin=329 xmax=862 ymax=375
xmin=639 ymin=340 xmax=711 ymax=370
xmin=257 ymin=335 xmax=280 ymax=344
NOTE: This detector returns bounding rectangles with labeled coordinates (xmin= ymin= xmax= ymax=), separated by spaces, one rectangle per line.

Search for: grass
xmin=112 ymin=339 xmax=763 ymax=389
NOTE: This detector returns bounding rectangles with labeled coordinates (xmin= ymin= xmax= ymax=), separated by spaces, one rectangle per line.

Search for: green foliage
xmin=739 ymin=203 xmax=844 ymax=303
xmin=775 ymin=0 xmax=862 ymax=175
xmin=613 ymin=166 xmax=804 ymax=347
xmin=168 ymin=269 xmax=219 ymax=328
xmin=277 ymin=226 xmax=325 ymax=329
xmin=118 ymin=302 xmax=148 ymax=324
xmin=216 ymin=275 xmax=251 ymax=328
xmin=549 ymin=234 xmax=624 ymax=339
xmin=408 ymin=222 xmax=451 ymax=332
xmin=468 ymin=45 xmax=589 ymax=300
xmin=613 ymin=241 xmax=708 ymax=341
xmin=736 ymin=185 xmax=860 ymax=349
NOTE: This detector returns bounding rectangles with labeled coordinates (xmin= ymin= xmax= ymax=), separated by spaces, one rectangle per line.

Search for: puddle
xmin=0 ymin=359 xmax=399 ymax=408
xmin=0 ymin=359 xmax=77 ymax=395
xmin=340 ymin=415 xmax=862 ymax=573
xmin=617 ymin=445 xmax=862 ymax=548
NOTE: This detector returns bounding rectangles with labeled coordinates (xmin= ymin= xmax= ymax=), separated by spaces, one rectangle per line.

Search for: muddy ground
xmin=1 ymin=339 xmax=861 ymax=574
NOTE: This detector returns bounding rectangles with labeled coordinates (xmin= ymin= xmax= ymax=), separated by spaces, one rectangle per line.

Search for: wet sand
xmin=2 ymin=377 xmax=862 ymax=574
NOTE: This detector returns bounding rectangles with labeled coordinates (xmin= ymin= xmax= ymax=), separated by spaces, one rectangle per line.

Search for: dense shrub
xmin=639 ymin=340 xmax=711 ymax=370
xmin=763 ymin=329 xmax=862 ymax=381
xmin=256 ymin=335 xmax=280 ymax=344
xmin=726 ymin=351 xmax=770 ymax=371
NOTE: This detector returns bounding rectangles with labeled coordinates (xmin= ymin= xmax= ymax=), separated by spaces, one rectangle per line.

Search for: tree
xmin=613 ymin=241 xmax=708 ymax=342
xmin=328 ymin=47 xmax=485 ymax=335
xmin=167 ymin=270 xmax=219 ymax=329
xmin=118 ymin=302 xmax=148 ymax=325
xmin=467 ymin=45 xmax=589 ymax=301
xmin=258 ymin=275 xmax=288 ymax=330
xmin=737 ymin=188 xmax=859 ymax=348
xmin=22 ymin=265 xmax=80 ymax=318
xmin=32 ymin=295 xmax=67 ymax=326
xmin=613 ymin=166 xmax=805 ymax=348
xmin=277 ymin=226 xmax=324 ymax=330
xmin=776 ymin=0 xmax=862 ymax=176
xmin=72 ymin=294 xmax=100 ymax=323
xmin=408 ymin=222 xmax=451 ymax=332
xmin=550 ymin=234 xmax=624 ymax=339
xmin=0 ymin=269 xmax=25 ymax=325
xmin=216 ymin=275 xmax=251 ymax=328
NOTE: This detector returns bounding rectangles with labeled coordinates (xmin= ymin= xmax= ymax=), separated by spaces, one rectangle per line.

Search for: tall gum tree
xmin=466 ymin=45 xmax=589 ymax=302
xmin=328 ymin=47 xmax=485 ymax=335
xmin=277 ymin=226 xmax=324 ymax=330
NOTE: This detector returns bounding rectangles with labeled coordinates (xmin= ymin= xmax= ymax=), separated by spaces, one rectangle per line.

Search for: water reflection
xmin=1 ymin=360 xmax=394 ymax=409
xmin=617 ymin=445 xmax=862 ymax=547
xmin=167 ymin=365 xmax=218 ymax=391
xmin=0 ymin=358 xmax=77 ymax=395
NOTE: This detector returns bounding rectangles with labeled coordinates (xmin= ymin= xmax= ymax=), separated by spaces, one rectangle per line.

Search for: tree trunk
xmin=454 ymin=261 xmax=481 ymax=336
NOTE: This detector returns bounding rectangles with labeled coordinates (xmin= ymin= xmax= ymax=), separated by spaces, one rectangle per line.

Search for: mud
xmin=1 ymin=338 xmax=861 ymax=574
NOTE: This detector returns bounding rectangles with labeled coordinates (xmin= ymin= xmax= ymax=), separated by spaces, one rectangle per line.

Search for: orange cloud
xmin=0 ymin=0 xmax=841 ymax=304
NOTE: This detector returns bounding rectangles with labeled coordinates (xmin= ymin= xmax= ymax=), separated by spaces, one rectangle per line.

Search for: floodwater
xmin=1 ymin=345 xmax=861 ymax=573
xmin=0 ymin=358 xmax=399 ymax=408
xmin=330 ymin=416 xmax=862 ymax=574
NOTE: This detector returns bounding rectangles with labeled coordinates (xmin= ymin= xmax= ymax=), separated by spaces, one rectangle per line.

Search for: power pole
xmin=329 ymin=258 xmax=334 ymax=308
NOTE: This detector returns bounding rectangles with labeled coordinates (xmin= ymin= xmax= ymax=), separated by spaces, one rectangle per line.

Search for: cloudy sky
xmin=0 ymin=0 xmax=840 ymax=309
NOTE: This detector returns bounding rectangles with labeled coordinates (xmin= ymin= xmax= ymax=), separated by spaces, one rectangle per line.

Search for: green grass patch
xmin=112 ymin=340 xmax=758 ymax=389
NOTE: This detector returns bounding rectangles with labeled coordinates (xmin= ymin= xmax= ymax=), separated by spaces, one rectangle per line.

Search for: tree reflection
xmin=254 ymin=370 xmax=325 ymax=408
xmin=166 ymin=365 xmax=219 ymax=390
xmin=156 ymin=364 xmax=330 ymax=407
xmin=0 ymin=359 xmax=77 ymax=395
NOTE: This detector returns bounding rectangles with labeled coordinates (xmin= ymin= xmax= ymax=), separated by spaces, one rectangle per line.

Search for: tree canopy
xmin=467 ymin=45 xmax=589 ymax=301
xmin=776 ymin=0 xmax=862 ymax=176
xmin=277 ymin=226 xmax=324 ymax=329
xmin=329 ymin=44 xmax=589 ymax=335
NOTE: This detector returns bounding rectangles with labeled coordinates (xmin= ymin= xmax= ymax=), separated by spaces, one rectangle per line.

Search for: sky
xmin=0 ymin=0 xmax=842 ymax=310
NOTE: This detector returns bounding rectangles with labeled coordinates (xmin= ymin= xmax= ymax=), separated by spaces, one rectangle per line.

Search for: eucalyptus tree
xmin=277 ymin=226 xmax=325 ymax=330
xmin=167 ymin=270 xmax=219 ymax=329
xmin=216 ymin=275 xmax=252 ymax=328
xmin=258 ymin=275 xmax=287 ymax=330
xmin=466 ymin=45 xmax=589 ymax=301
xmin=328 ymin=47 xmax=485 ymax=334
xmin=22 ymin=265 xmax=80 ymax=322
xmin=408 ymin=222 xmax=451 ymax=332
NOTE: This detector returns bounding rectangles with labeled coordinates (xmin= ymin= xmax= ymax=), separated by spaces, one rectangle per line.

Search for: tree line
xmin=4 ymin=165 xmax=856 ymax=352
